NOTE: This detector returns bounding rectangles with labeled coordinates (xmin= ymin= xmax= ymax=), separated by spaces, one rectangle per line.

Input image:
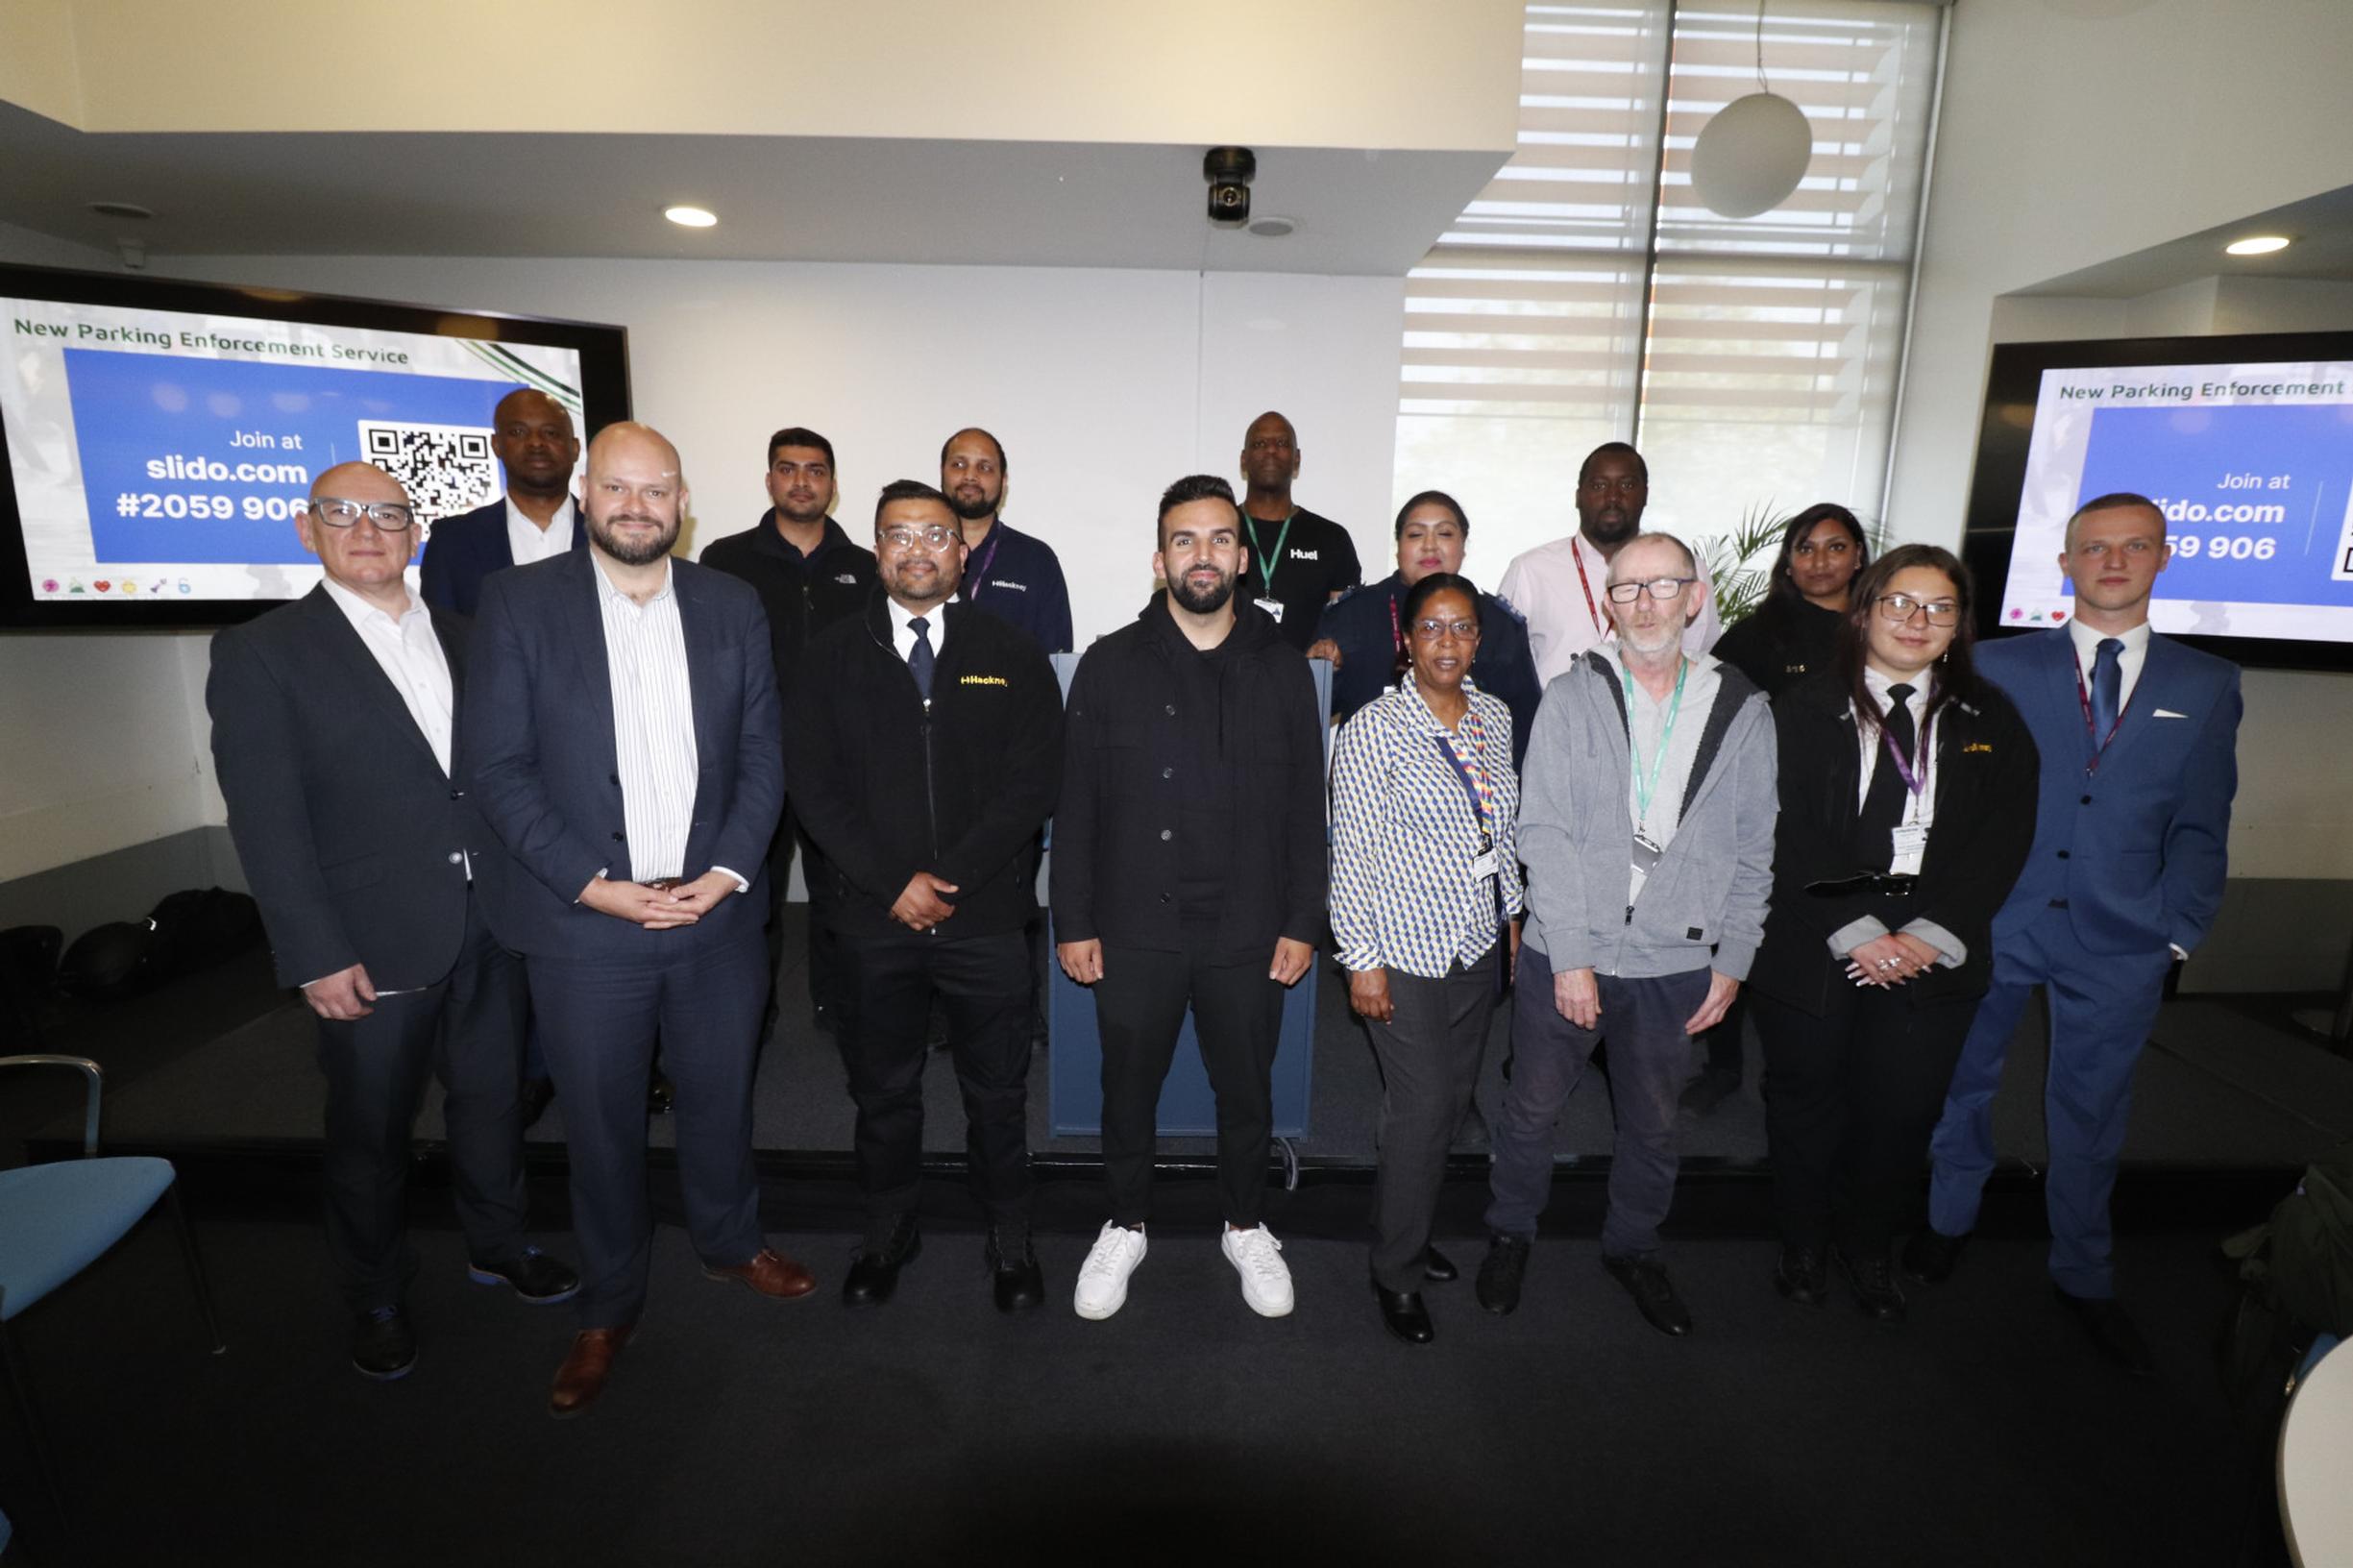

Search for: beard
xmin=1170 ymin=566 xmax=1237 ymax=615
xmin=589 ymin=510 xmax=679 ymax=566
xmin=1582 ymin=507 xmax=1638 ymax=548
xmin=883 ymin=558 xmax=953 ymax=605
xmin=947 ymin=485 xmax=997 ymax=523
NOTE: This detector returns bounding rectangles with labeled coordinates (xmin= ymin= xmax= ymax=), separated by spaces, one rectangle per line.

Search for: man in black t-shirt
xmin=1233 ymin=410 xmax=1361 ymax=651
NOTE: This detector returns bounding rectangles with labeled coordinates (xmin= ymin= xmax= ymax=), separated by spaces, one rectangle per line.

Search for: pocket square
xmin=2154 ymin=708 xmax=2188 ymax=719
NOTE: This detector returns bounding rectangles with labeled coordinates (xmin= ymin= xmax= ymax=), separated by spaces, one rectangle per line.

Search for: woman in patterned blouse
xmin=1330 ymin=572 xmax=1525 ymax=1345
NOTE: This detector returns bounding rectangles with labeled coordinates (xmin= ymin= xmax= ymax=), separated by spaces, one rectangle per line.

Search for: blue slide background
xmin=2077 ymin=404 xmax=2353 ymax=606
xmin=67 ymin=348 xmax=516 ymax=564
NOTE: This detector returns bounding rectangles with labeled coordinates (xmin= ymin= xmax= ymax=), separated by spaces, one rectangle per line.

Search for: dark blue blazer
xmin=461 ymin=551 xmax=784 ymax=960
xmin=420 ymin=497 xmax=587 ymax=619
xmin=1977 ymin=627 xmax=2241 ymax=956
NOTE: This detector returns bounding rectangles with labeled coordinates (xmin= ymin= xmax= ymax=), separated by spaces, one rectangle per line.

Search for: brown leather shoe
xmin=703 ymin=1246 xmax=817 ymax=1300
xmin=549 ymin=1325 xmax=633 ymax=1420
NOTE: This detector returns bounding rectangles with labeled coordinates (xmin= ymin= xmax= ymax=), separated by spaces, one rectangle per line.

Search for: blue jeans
xmin=1484 ymin=947 xmax=1708 ymax=1258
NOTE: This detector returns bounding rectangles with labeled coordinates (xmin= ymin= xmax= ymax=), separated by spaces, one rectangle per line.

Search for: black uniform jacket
xmin=784 ymin=595 xmax=1063 ymax=943
xmin=1711 ymin=596 xmax=1846 ymax=699
xmin=1050 ymin=597 xmax=1327 ymax=963
xmin=1748 ymin=667 xmax=2042 ymax=1016
xmin=700 ymin=512 xmax=878 ymax=690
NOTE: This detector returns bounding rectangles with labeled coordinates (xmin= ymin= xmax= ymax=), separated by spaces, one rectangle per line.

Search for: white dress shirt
xmin=1499 ymin=531 xmax=1722 ymax=687
xmin=885 ymin=593 xmax=949 ymax=664
xmin=2067 ymin=616 xmax=2152 ymax=713
xmin=594 ymin=555 xmax=700 ymax=884
xmin=505 ymin=496 xmax=576 ymax=568
xmin=1827 ymin=666 xmax=1965 ymax=968
xmin=320 ymin=577 xmax=453 ymax=775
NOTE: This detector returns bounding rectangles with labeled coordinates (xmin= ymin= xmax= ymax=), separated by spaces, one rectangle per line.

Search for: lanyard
xmin=1243 ymin=510 xmax=1296 ymax=598
xmin=964 ymin=524 xmax=1004 ymax=602
xmin=1432 ymin=699 xmax=1496 ymax=846
xmin=1570 ymin=539 xmax=1607 ymax=636
xmin=1875 ymin=707 xmax=1935 ymax=821
xmin=1622 ymin=656 xmax=1689 ymax=827
xmin=2072 ymin=659 xmax=2128 ymax=774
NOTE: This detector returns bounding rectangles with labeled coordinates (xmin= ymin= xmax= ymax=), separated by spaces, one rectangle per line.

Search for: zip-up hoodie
xmin=1518 ymin=650 xmax=1777 ymax=980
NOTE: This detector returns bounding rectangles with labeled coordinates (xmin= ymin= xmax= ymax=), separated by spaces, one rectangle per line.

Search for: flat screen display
xmin=0 ymin=263 xmax=629 ymax=628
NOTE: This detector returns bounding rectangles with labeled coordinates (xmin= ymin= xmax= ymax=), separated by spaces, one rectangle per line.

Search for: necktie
xmin=2091 ymin=637 xmax=2122 ymax=741
xmin=908 ymin=615 xmax=935 ymax=700
xmin=1858 ymin=683 xmax=1916 ymax=870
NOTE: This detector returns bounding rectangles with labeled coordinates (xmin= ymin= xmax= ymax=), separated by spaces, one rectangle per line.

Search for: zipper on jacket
xmin=919 ymin=707 xmax=941 ymax=862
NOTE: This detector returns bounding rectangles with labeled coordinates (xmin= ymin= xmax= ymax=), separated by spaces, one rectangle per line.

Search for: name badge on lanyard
xmin=1878 ymin=709 xmax=1935 ymax=875
xmin=1254 ymin=597 xmax=1286 ymax=624
xmin=1434 ymin=711 xmax=1499 ymax=881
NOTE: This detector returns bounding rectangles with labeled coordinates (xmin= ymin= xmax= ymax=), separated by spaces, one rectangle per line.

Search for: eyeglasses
xmin=1409 ymin=617 xmax=1480 ymax=640
xmin=879 ymin=525 xmax=959 ymax=551
xmin=1604 ymin=576 xmax=1694 ymax=603
xmin=1875 ymin=593 xmax=1960 ymax=626
xmin=309 ymin=498 xmax=416 ymax=531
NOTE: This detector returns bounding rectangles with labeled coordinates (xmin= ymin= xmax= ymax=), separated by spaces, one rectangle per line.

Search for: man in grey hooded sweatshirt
xmin=1475 ymin=530 xmax=1777 ymax=1336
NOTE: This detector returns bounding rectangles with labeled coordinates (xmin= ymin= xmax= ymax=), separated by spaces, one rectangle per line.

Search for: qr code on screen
xmin=357 ymin=421 xmax=500 ymax=531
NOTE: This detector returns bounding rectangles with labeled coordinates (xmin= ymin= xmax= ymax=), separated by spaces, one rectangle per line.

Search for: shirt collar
xmin=504 ymin=494 xmax=573 ymax=531
xmin=1862 ymin=664 xmax=1935 ymax=702
xmin=592 ymin=551 xmax=674 ymax=607
xmin=2067 ymin=616 xmax=2151 ymax=661
xmin=884 ymin=593 xmax=944 ymax=639
xmin=321 ymin=575 xmax=422 ymax=630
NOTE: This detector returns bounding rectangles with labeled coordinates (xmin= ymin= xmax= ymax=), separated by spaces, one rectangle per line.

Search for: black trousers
xmin=314 ymin=891 xmax=527 ymax=1311
xmin=1752 ymin=982 xmax=1979 ymax=1258
xmin=528 ymin=927 xmax=769 ymax=1328
xmin=765 ymin=809 xmax=846 ymax=1024
xmin=1362 ymin=951 xmax=1498 ymax=1291
xmin=1094 ymin=943 xmax=1285 ymax=1228
xmin=835 ymin=928 xmax=1034 ymax=1220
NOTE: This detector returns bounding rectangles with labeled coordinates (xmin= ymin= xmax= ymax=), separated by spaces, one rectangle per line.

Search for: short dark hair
xmin=2066 ymin=491 xmax=2165 ymax=550
xmin=940 ymin=427 xmax=1007 ymax=473
xmin=767 ymin=427 xmax=836 ymax=469
xmin=1840 ymin=542 xmax=1984 ymax=731
xmin=1393 ymin=489 xmax=1469 ymax=541
xmin=1400 ymin=571 xmax=1481 ymax=628
xmin=1578 ymin=441 xmax=1648 ymax=486
xmin=873 ymin=478 xmax=950 ymax=527
xmin=1156 ymin=474 xmax=1240 ymax=540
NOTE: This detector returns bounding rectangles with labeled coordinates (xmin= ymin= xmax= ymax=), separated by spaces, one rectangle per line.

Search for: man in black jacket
xmin=1052 ymin=474 xmax=1326 ymax=1322
xmin=700 ymin=426 xmax=878 ymax=1033
xmin=784 ymin=480 xmax=1064 ymax=1311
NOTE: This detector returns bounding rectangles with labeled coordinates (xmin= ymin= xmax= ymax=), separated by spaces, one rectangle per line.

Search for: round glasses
xmin=1874 ymin=593 xmax=1960 ymax=626
xmin=310 ymin=498 xmax=416 ymax=531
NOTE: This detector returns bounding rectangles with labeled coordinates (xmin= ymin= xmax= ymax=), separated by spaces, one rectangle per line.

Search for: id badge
xmin=1254 ymin=596 xmax=1286 ymax=624
xmin=1889 ymin=822 xmax=1928 ymax=876
xmin=1630 ymin=830 xmax=1663 ymax=874
xmin=1469 ymin=848 xmax=1499 ymax=881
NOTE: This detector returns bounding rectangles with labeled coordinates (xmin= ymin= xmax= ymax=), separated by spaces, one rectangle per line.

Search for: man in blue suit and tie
xmin=465 ymin=421 xmax=815 ymax=1417
xmin=419 ymin=387 xmax=586 ymax=617
xmin=1906 ymin=492 xmax=2241 ymax=1373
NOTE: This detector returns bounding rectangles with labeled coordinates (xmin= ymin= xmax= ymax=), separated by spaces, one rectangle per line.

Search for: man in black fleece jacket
xmin=784 ymin=480 xmax=1063 ymax=1312
xmin=1052 ymin=474 xmax=1326 ymax=1323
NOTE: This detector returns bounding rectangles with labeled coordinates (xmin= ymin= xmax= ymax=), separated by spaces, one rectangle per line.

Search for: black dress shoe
xmin=352 ymin=1305 xmax=417 ymax=1382
xmin=2054 ymin=1286 xmax=2155 ymax=1376
xmin=519 ymin=1076 xmax=555 ymax=1131
xmin=1602 ymin=1253 xmax=1692 ymax=1337
xmin=1476 ymin=1234 xmax=1531 ymax=1315
xmin=467 ymin=1246 xmax=580 ymax=1306
xmin=985 ymin=1224 xmax=1045 ymax=1313
xmin=842 ymin=1215 xmax=921 ymax=1307
xmin=1374 ymin=1282 xmax=1435 ymax=1344
xmin=1900 ymin=1227 xmax=1968 ymax=1285
xmin=1423 ymin=1245 xmax=1459 ymax=1284
xmin=1774 ymin=1244 xmax=1827 ymax=1306
xmin=1832 ymin=1247 xmax=1907 ymax=1324
xmin=646 ymin=1070 xmax=674 ymax=1117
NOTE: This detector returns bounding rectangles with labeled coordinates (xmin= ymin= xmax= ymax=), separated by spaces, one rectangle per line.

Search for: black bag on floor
xmin=55 ymin=919 xmax=160 ymax=999
xmin=147 ymin=886 xmax=264 ymax=979
xmin=0 ymin=923 xmax=62 ymax=1046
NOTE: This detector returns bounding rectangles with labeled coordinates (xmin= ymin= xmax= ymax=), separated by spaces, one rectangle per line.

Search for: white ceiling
xmin=2017 ymin=182 xmax=2353 ymax=298
xmin=0 ymin=102 xmax=1505 ymax=277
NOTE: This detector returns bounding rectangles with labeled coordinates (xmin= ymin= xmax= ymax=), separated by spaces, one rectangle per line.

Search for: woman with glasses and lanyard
xmin=1330 ymin=572 xmax=1523 ymax=1345
xmin=1746 ymin=545 xmax=2040 ymax=1323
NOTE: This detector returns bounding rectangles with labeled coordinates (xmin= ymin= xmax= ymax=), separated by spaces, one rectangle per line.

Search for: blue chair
xmin=0 ymin=1054 xmax=225 ymax=1562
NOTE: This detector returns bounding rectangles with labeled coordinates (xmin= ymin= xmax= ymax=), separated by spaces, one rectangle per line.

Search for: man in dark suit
xmin=464 ymin=422 xmax=813 ymax=1418
xmin=208 ymin=460 xmax=576 ymax=1383
xmin=419 ymin=387 xmax=585 ymax=618
xmin=1910 ymin=492 xmax=2242 ymax=1373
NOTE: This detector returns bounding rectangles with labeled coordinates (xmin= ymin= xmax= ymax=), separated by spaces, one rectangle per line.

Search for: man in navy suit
xmin=208 ymin=460 xmax=576 ymax=1382
xmin=464 ymin=422 xmax=813 ymax=1417
xmin=418 ymin=387 xmax=585 ymax=617
xmin=1907 ymin=492 xmax=2241 ymax=1373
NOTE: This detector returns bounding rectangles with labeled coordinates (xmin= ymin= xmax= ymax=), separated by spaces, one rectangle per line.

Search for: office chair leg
xmin=0 ymin=1316 xmax=77 ymax=1564
xmin=161 ymin=1183 xmax=227 ymax=1356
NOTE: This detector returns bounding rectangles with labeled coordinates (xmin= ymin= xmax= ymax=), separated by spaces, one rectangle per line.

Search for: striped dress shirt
xmin=595 ymin=556 xmax=699 ymax=883
xmin=1330 ymin=677 xmax=1525 ymax=979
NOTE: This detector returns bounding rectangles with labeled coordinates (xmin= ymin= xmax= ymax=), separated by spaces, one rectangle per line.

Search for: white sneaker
xmin=1073 ymin=1221 xmax=1148 ymax=1320
xmin=1221 ymin=1224 xmax=1295 ymax=1317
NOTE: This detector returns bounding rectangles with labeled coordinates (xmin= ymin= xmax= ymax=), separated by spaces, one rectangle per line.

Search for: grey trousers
xmin=1484 ymin=947 xmax=1709 ymax=1259
xmin=1363 ymin=949 xmax=1500 ymax=1291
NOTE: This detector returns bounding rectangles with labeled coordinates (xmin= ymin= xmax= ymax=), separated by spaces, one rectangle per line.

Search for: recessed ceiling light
xmin=664 ymin=206 xmax=719 ymax=229
xmin=2225 ymin=234 xmax=2291 ymax=256
xmin=1248 ymin=215 xmax=1300 ymax=238
xmin=87 ymin=201 xmax=154 ymax=220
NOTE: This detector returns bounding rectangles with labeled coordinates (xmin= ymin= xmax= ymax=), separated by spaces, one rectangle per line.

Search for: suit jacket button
xmin=1159 ymin=893 xmax=1170 ymax=903
xmin=2056 ymin=849 xmax=2070 ymax=859
xmin=1161 ymin=768 xmax=1173 ymax=779
xmin=1164 ymin=703 xmax=1176 ymax=717
xmin=1159 ymin=828 xmax=1172 ymax=841
xmin=449 ymin=789 xmax=464 ymax=800
xmin=2079 ymin=795 xmax=2093 ymax=805
xmin=447 ymin=851 xmax=462 ymax=865
xmin=612 ymin=831 xmax=626 ymax=842
xmin=610 ymin=773 xmax=622 ymax=786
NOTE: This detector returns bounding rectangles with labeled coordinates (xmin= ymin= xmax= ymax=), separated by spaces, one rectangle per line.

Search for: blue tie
xmin=909 ymin=615 xmax=935 ymax=700
xmin=2090 ymin=637 xmax=2121 ymax=740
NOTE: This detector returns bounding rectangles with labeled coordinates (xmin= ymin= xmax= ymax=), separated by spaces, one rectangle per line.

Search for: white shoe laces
xmin=1081 ymin=1226 xmax=1143 ymax=1281
xmin=1228 ymin=1227 xmax=1287 ymax=1284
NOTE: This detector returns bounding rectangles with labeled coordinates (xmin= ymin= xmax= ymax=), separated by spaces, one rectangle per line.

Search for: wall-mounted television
xmin=0 ymin=262 xmax=630 ymax=629
xmin=1962 ymin=329 xmax=2353 ymax=673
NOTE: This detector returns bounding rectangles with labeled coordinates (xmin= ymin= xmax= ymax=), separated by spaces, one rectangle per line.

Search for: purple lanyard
xmin=965 ymin=526 xmax=1004 ymax=601
xmin=1875 ymin=707 xmax=1933 ymax=802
